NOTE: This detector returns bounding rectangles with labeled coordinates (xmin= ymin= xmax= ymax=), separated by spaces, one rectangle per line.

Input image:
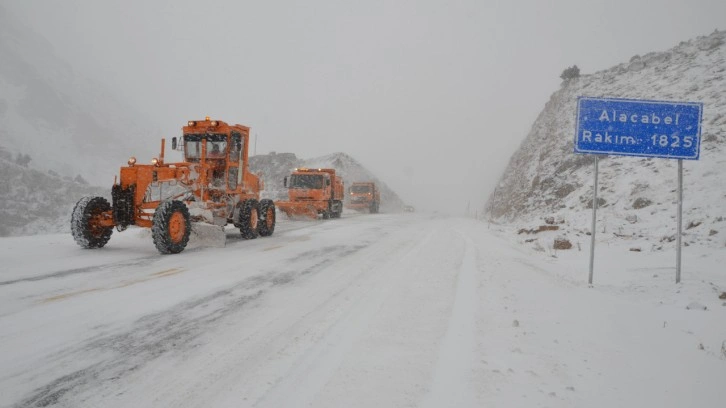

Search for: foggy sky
xmin=5 ymin=0 xmax=726 ymax=214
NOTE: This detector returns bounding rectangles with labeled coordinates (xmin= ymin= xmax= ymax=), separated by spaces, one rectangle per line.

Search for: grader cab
xmin=71 ymin=118 xmax=276 ymax=254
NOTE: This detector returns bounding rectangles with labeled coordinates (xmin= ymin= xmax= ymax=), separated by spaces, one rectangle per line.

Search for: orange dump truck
xmin=276 ymin=168 xmax=344 ymax=219
xmin=71 ymin=118 xmax=275 ymax=254
xmin=347 ymin=182 xmax=380 ymax=213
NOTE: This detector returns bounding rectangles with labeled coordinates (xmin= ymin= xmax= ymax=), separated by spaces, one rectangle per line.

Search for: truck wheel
xmin=257 ymin=199 xmax=276 ymax=237
xmin=237 ymin=199 xmax=259 ymax=239
xmin=332 ymin=200 xmax=343 ymax=218
xmin=71 ymin=196 xmax=113 ymax=249
xmin=152 ymin=200 xmax=191 ymax=254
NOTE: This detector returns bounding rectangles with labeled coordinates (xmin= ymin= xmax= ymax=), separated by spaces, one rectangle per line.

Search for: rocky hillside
xmin=250 ymin=151 xmax=405 ymax=212
xmin=485 ymin=30 xmax=726 ymax=249
xmin=0 ymin=147 xmax=106 ymax=236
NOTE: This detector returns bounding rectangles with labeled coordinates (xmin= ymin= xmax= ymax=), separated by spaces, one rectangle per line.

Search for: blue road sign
xmin=575 ymin=97 xmax=703 ymax=160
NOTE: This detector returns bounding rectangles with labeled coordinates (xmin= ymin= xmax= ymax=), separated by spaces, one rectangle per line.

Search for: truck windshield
xmin=290 ymin=174 xmax=323 ymax=189
xmin=184 ymin=134 xmax=228 ymax=160
xmin=351 ymin=185 xmax=371 ymax=193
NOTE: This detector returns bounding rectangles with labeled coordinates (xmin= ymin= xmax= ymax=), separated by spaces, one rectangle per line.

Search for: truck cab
xmin=287 ymin=171 xmax=330 ymax=201
xmin=276 ymin=168 xmax=344 ymax=219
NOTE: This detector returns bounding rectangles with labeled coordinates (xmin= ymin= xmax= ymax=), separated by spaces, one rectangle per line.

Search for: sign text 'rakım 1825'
xmin=575 ymin=97 xmax=703 ymax=160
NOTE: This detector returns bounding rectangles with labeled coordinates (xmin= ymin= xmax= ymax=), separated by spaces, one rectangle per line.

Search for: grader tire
xmin=71 ymin=196 xmax=113 ymax=249
xmin=238 ymin=199 xmax=260 ymax=240
xmin=257 ymin=199 xmax=276 ymax=237
xmin=152 ymin=200 xmax=191 ymax=254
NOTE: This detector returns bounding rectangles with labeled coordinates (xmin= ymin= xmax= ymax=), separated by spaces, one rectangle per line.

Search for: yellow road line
xmin=41 ymin=268 xmax=185 ymax=303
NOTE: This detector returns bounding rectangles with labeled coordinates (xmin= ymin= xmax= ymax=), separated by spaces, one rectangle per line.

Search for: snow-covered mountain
xmin=0 ymin=5 xmax=160 ymax=186
xmin=485 ymin=30 xmax=726 ymax=249
xmin=250 ymin=151 xmax=405 ymax=212
xmin=249 ymin=152 xmax=300 ymax=200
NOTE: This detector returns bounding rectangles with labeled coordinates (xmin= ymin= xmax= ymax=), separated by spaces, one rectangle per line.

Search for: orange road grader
xmin=275 ymin=168 xmax=344 ymax=219
xmin=71 ymin=118 xmax=275 ymax=254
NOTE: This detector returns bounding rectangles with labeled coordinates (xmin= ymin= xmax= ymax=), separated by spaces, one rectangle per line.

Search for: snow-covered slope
xmin=486 ymin=30 xmax=726 ymax=249
xmin=0 ymin=5 xmax=160 ymax=186
xmin=0 ymin=148 xmax=106 ymax=236
xmin=249 ymin=152 xmax=301 ymax=200
xmin=251 ymin=151 xmax=405 ymax=212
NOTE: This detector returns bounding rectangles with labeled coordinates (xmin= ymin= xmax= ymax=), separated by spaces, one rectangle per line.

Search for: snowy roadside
xmin=475 ymin=221 xmax=726 ymax=407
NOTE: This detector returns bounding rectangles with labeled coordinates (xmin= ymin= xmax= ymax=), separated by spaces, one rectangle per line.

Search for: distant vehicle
xmin=276 ymin=168 xmax=344 ymax=219
xmin=346 ymin=182 xmax=380 ymax=213
xmin=403 ymin=205 xmax=415 ymax=212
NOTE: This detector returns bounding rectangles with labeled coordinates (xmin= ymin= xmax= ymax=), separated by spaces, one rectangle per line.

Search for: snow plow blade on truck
xmin=275 ymin=202 xmax=321 ymax=219
xmin=275 ymin=168 xmax=344 ymax=219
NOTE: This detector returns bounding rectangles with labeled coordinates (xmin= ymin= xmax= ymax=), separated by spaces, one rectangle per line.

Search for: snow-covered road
xmin=1 ymin=213 xmax=725 ymax=407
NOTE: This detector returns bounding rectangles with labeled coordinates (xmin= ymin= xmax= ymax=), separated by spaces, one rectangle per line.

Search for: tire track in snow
xmin=3 ymin=214 xmax=415 ymax=407
xmin=11 ymin=240 xmax=376 ymax=408
xmin=0 ymin=257 xmax=157 ymax=287
xmin=120 ymin=222 xmax=419 ymax=408
xmin=420 ymin=232 xmax=479 ymax=408
xmin=0 ymin=212 xmax=369 ymax=288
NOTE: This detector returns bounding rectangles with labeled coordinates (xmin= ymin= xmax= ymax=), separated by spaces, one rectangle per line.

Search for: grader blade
xmin=188 ymin=222 xmax=227 ymax=248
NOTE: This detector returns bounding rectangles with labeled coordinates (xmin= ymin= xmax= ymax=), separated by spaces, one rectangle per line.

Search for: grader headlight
xmin=151 ymin=158 xmax=159 ymax=166
xmin=128 ymin=156 xmax=137 ymax=166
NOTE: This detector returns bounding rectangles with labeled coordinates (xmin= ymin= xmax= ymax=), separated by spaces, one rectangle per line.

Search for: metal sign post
xmin=589 ymin=156 xmax=599 ymax=285
xmin=575 ymin=97 xmax=702 ymax=284
xmin=676 ymin=159 xmax=683 ymax=283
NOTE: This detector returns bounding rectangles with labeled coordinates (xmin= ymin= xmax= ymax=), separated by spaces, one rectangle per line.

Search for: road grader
xmin=71 ymin=118 xmax=275 ymax=254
